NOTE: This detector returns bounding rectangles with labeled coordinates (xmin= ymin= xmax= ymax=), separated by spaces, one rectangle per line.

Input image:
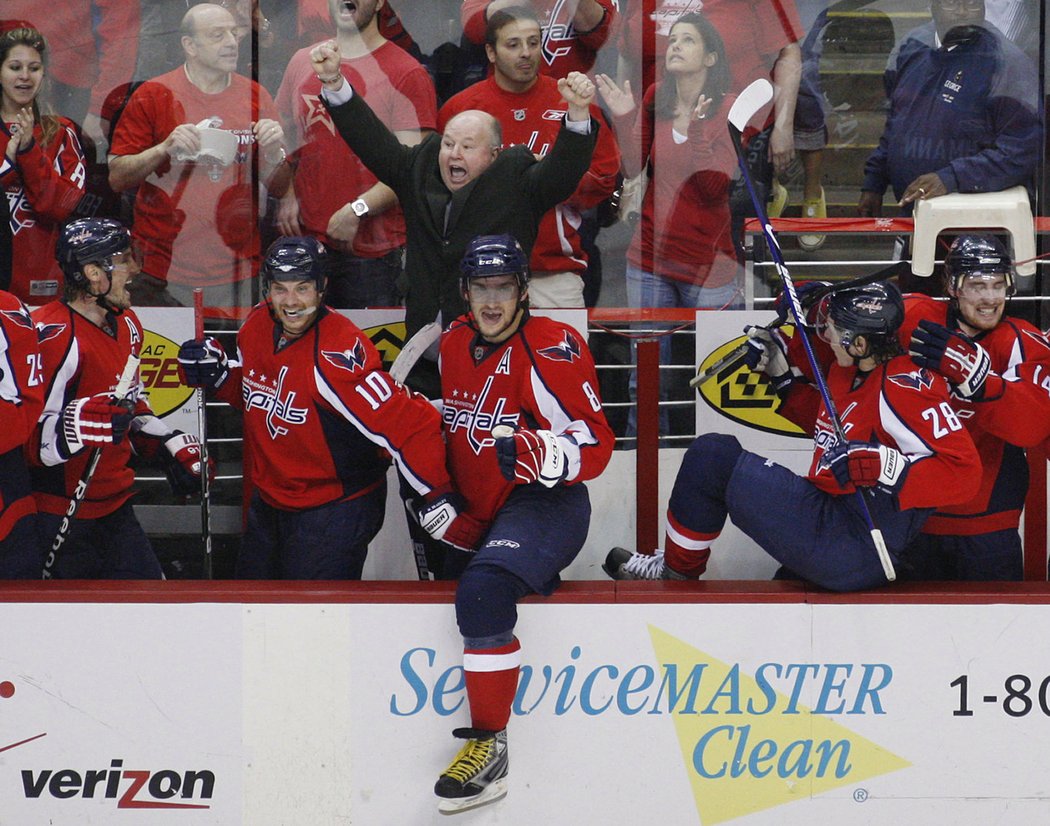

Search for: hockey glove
xmin=495 ymin=429 xmax=569 ymax=487
xmin=909 ymin=319 xmax=991 ymax=399
xmin=162 ymin=431 xmax=215 ymax=496
xmin=772 ymin=280 xmax=831 ymax=327
xmin=415 ymin=490 xmax=486 ymax=553
xmin=825 ymin=440 xmax=908 ymax=494
xmin=742 ymin=325 xmax=794 ymax=395
xmin=177 ymin=337 xmax=230 ymax=389
xmin=57 ymin=394 xmax=135 ymax=458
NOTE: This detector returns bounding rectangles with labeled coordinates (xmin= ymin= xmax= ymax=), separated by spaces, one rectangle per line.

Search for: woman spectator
xmin=596 ymin=12 xmax=740 ymax=434
xmin=0 ymin=25 xmax=86 ymax=304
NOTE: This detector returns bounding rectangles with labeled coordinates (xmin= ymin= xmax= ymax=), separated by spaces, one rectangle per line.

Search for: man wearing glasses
xmin=858 ymin=0 xmax=1039 ymax=218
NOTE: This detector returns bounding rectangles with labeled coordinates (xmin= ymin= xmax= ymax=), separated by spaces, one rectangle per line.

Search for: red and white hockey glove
xmin=58 ymin=394 xmax=135 ymax=458
xmin=909 ymin=319 xmax=991 ymax=399
xmin=495 ymin=428 xmax=569 ymax=487
xmin=825 ymin=440 xmax=908 ymax=494
xmin=162 ymin=431 xmax=215 ymax=496
xmin=742 ymin=326 xmax=794 ymax=396
xmin=177 ymin=337 xmax=230 ymax=389
xmin=415 ymin=490 xmax=486 ymax=553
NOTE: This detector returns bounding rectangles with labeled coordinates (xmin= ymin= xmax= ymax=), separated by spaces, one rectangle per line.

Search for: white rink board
xmin=3 ymin=599 xmax=1050 ymax=824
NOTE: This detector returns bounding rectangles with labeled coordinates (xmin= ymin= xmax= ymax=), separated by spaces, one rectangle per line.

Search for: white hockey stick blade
xmin=871 ymin=528 xmax=896 ymax=582
xmin=390 ymin=321 xmax=441 ymax=384
xmin=728 ymin=78 xmax=774 ymax=134
xmin=114 ymin=354 xmax=141 ymax=400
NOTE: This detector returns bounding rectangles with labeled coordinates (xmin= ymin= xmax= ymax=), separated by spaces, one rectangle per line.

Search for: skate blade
xmin=437 ymin=778 xmax=508 ymax=815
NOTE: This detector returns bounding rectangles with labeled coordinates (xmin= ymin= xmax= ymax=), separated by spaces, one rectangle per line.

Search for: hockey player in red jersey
xmin=427 ymin=234 xmax=613 ymax=813
xmin=0 ymin=287 xmax=44 ymax=577
xmin=606 ymin=281 xmax=981 ymax=590
xmin=901 ymin=235 xmax=1050 ymax=579
xmin=30 ymin=219 xmax=211 ymax=578
xmin=178 ymin=236 xmax=473 ymax=579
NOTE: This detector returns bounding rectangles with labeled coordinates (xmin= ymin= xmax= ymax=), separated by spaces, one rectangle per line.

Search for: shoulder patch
xmin=887 ymin=367 xmax=934 ymax=392
xmin=537 ymin=330 xmax=581 ymax=363
xmin=1022 ymin=328 xmax=1050 ymax=354
xmin=1 ymin=306 xmax=34 ymax=330
xmin=321 ymin=339 xmax=367 ymax=373
xmin=36 ymin=322 xmax=67 ymax=344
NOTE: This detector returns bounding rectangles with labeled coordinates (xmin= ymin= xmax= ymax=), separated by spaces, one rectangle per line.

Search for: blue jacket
xmin=862 ymin=22 xmax=1040 ymax=208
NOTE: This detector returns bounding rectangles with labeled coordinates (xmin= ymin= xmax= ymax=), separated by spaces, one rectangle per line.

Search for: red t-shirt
xmin=109 ymin=68 xmax=280 ymax=287
xmin=275 ymin=41 xmax=437 ymax=258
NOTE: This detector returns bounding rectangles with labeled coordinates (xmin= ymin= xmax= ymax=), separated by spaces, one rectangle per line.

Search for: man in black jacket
xmin=310 ymin=38 xmax=598 ymax=395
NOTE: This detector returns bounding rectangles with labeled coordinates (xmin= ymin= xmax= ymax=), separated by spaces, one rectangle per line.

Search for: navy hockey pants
xmin=671 ymin=433 xmax=931 ymax=591
xmin=38 ymin=500 xmax=163 ymax=579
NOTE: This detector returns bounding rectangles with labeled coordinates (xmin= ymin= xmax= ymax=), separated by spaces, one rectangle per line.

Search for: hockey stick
xmin=690 ymin=265 xmax=904 ymax=389
xmin=42 ymin=353 xmax=140 ymax=579
xmin=390 ymin=321 xmax=441 ymax=385
xmin=193 ymin=289 xmax=214 ymax=579
xmin=728 ymin=79 xmax=896 ymax=581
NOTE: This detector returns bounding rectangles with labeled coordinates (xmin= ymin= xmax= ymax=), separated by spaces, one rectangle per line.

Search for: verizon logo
xmin=22 ymin=759 xmax=214 ymax=809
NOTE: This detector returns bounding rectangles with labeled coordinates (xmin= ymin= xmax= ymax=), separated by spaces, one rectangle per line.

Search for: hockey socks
xmin=463 ymin=637 xmax=522 ymax=732
xmin=664 ymin=510 xmax=717 ymax=577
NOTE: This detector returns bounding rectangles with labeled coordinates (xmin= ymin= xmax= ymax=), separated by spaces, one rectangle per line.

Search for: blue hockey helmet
xmin=816 ymin=281 xmax=904 ymax=357
xmin=261 ymin=236 xmax=328 ymax=293
xmin=944 ymin=235 xmax=1015 ymax=296
xmin=55 ymin=218 xmax=132 ymax=288
xmin=459 ymin=234 xmax=530 ymax=298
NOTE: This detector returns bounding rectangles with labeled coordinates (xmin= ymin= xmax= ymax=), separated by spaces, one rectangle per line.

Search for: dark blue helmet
xmin=944 ymin=235 xmax=1015 ymax=296
xmin=816 ymin=281 xmax=904 ymax=352
xmin=261 ymin=236 xmax=328 ymax=292
xmin=55 ymin=218 xmax=131 ymax=287
xmin=459 ymin=234 xmax=529 ymax=296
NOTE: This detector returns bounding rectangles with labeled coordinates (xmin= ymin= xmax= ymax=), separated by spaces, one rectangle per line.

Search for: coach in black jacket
xmin=311 ymin=39 xmax=598 ymax=394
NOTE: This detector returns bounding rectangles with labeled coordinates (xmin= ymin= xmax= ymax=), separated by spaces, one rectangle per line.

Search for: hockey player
xmin=30 ymin=218 xmax=210 ymax=578
xmin=902 ymin=235 xmax=1050 ymax=579
xmin=605 ymin=281 xmax=981 ymax=590
xmin=427 ymin=234 xmax=613 ymax=813
xmin=178 ymin=236 xmax=475 ymax=579
xmin=0 ymin=287 xmax=44 ymax=577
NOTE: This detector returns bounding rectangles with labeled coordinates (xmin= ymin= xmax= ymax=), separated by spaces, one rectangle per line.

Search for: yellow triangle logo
xmin=649 ymin=625 xmax=910 ymax=824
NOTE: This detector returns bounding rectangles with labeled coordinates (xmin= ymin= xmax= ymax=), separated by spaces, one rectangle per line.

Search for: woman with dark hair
xmin=0 ymin=25 xmax=86 ymax=302
xmin=597 ymin=12 xmax=740 ymax=433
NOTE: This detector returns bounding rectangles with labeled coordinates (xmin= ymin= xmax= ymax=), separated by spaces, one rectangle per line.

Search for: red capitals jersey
xmin=0 ymin=118 xmax=86 ymax=303
xmin=276 ymin=41 xmax=437 ymax=258
xmin=223 ymin=305 xmax=449 ymax=510
xmin=779 ymin=353 xmax=981 ymax=512
xmin=439 ymin=76 xmax=620 ymax=276
xmin=0 ymin=291 xmax=44 ymax=541
xmin=29 ymin=303 xmax=146 ymax=519
xmin=440 ymin=313 xmax=614 ymax=525
xmin=461 ymin=0 xmax=617 ymax=77
xmin=900 ymin=296 xmax=1050 ymax=533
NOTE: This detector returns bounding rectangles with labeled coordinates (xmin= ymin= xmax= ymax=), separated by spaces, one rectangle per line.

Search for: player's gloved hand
xmin=742 ymin=326 xmax=794 ymax=394
xmin=772 ymin=280 xmax=831 ymax=326
xmin=415 ymin=490 xmax=486 ymax=553
xmin=495 ymin=428 xmax=569 ymax=487
xmin=58 ymin=394 xmax=135 ymax=458
xmin=177 ymin=337 xmax=230 ymax=389
xmin=162 ymin=431 xmax=215 ymax=496
xmin=908 ymin=319 xmax=991 ymax=399
xmin=824 ymin=439 xmax=908 ymax=493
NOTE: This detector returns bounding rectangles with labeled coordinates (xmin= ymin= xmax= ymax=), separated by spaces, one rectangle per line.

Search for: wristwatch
xmin=350 ymin=198 xmax=369 ymax=218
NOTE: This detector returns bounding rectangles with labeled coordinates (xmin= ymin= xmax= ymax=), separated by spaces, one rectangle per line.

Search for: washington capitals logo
xmin=888 ymin=367 xmax=934 ymax=392
xmin=538 ymin=331 xmax=581 ymax=363
xmin=36 ymin=322 xmax=66 ymax=344
xmin=322 ymin=340 xmax=367 ymax=374
xmin=1022 ymin=328 xmax=1050 ymax=354
xmin=1 ymin=306 xmax=33 ymax=330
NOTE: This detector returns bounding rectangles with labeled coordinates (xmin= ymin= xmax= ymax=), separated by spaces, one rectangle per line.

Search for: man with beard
xmin=274 ymin=0 xmax=437 ymax=308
